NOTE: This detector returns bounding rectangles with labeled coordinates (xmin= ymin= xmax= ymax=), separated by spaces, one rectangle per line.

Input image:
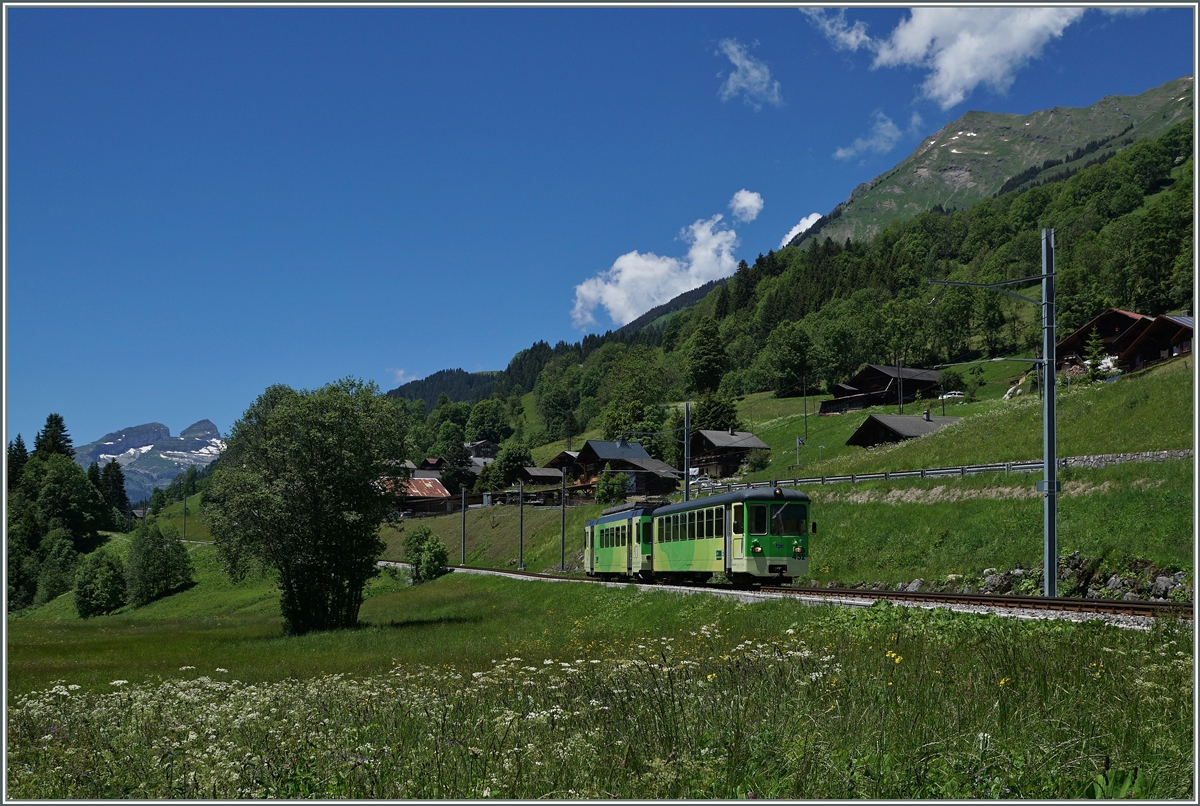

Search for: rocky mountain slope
xmin=791 ymin=75 xmax=1193 ymax=247
xmin=75 ymin=420 xmax=224 ymax=503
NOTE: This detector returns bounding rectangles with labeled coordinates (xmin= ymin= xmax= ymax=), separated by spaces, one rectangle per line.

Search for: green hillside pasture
xmin=742 ymin=357 xmax=1191 ymax=480
xmin=7 ymin=572 xmax=1192 ymax=798
xmin=379 ymin=502 xmax=603 ymax=572
xmin=154 ymin=493 xmax=211 ymax=542
xmin=803 ymin=459 xmax=1192 ymax=585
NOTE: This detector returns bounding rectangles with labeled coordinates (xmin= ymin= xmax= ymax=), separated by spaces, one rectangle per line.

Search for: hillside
xmin=793 ymin=75 xmax=1193 ymax=247
xmin=74 ymin=420 xmax=224 ymax=503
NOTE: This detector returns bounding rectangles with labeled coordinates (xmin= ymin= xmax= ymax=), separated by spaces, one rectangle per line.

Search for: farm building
xmin=820 ymin=364 xmax=943 ymax=414
xmin=690 ymin=428 xmax=769 ymax=478
xmin=846 ymin=411 xmax=962 ymax=449
xmin=573 ymin=439 xmax=680 ymax=497
xmin=1056 ymin=308 xmax=1154 ymax=371
xmin=1116 ymin=314 xmax=1192 ymax=372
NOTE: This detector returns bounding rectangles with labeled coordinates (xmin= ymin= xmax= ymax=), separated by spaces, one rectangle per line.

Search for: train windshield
xmin=770 ymin=503 xmax=807 ymax=536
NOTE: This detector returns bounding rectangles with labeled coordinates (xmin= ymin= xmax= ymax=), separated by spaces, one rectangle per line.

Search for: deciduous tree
xmin=204 ymin=378 xmax=407 ymax=634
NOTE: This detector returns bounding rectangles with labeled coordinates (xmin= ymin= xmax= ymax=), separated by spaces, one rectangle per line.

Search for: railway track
xmin=430 ymin=564 xmax=1193 ymax=621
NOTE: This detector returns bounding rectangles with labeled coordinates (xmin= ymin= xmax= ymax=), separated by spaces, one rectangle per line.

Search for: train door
xmin=732 ymin=503 xmax=745 ymax=559
xmin=626 ymin=518 xmax=633 ymax=572
xmin=586 ymin=525 xmax=594 ymax=573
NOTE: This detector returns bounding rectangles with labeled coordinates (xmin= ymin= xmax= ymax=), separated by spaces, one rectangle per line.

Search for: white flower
xmin=215 ymin=668 xmax=228 ymax=673
xmin=67 ymin=684 xmax=80 ymax=690
xmin=110 ymin=680 xmax=128 ymax=687
xmin=180 ymin=665 xmax=196 ymax=671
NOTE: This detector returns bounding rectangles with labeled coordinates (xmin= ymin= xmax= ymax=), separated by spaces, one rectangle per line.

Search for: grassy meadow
xmin=7 ymin=569 xmax=1193 ymax=799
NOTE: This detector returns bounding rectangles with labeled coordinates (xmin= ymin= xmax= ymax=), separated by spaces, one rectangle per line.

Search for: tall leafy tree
xmin=75 ymin=549 xmax=126 ymax=618
xmin=204 ymin=378 xmax=408 ymax=634
xmin=691 ymin=392 xmax=741 ymax=434
xmin=685 ymin=316 xmax=726 ymax=394
xmin=7 ymin=434 xmax=28 ymax=492
xmin=125 ymin=521 xmax=193 ymax=607
xmin=33 ymin=413 xmax=74 ymax=460
xmin=465 ymin=397 xmax=512 ymax=443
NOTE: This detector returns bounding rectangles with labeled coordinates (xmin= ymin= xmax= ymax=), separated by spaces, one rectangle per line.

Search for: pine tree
xmin=87 ymin=461 xmax=103 ymax=493
xmin=33 ymin=413 xmax=74 ymax=460
xmin=7 ymin=434 xmax=28 ymax=491
xmin=101 ymin=460 xmax=132 ymax=519
xmin=1084 ymin=327 xmax=1107 ymax=383
xmin=685 ymin=317 xmax=726 ymax=394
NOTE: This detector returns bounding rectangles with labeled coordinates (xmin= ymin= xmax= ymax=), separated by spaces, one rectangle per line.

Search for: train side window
xmin=732 ymin=504 xmax=743 ymax=534
xmin=716 ymin=507 xmax=725 ymax=536
xmin=621 ymin=525 xmax=627 ymax=547
xmin=750 ymin=505 xmax=769 ymax=535
xmin=705 ymin=508 xmax=714 ymax=538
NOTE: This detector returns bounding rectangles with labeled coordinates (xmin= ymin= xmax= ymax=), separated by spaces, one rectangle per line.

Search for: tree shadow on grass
xmin=373 ymin=615 xmax=484 ymax=630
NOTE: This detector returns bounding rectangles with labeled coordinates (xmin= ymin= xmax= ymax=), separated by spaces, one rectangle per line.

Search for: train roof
xmin=587 ymin=504 xmax=660 ymax=527
xmin=651 ymin=486 xmax=810 ymax=517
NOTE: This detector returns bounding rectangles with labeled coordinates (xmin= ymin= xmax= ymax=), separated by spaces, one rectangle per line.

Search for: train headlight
xmin=751 ymin=544 xmax=763 ymax=554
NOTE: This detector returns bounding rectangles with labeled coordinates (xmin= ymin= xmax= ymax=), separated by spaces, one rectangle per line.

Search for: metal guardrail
xmin=695 ymin=460 xmax=1047 ymax=494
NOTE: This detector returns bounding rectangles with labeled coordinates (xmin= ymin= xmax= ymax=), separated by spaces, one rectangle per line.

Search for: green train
xmin=584 ymin=487 xmax=813 ymax=586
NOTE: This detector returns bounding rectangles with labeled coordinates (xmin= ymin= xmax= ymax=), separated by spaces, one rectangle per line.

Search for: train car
xmin=584 ymin=502 xmax=659 ymax=581
xmin=585 ymin=487 xmax=814 ymax=585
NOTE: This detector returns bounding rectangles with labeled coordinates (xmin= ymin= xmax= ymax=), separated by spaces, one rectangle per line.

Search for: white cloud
xmin=729 ymin=189 xmax=764 ymax=223
xmin=872 ymin=8 xmax=1088 ymax=109
xmin=834 ymin=111 xmax=902 ymax=160
xmin=389 ymin=369 xmax=417 ymax=385
xmin=716 ymin=39 xmax=783 ymax=110
xmin=571 ymin=215 xmax=739 ymax=329
xmin=801 ymin=8 xmax=873 ymax=52
xmin=780 ymin=213 xmax=822 ymax=249
xmin=805 ymin=7 xmax=1095 ymax=110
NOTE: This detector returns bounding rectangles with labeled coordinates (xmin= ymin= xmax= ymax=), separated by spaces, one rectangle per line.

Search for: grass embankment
xmin=7 ymin=572 xmax=1193 ymax=799
xmin=741 ymin=357 xmax=1192 ymax=480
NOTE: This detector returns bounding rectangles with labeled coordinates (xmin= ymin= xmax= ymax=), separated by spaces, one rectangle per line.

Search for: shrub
xmin=595 ymin=463 xmax=628 ymax=506
xmin=746 ymin=449 xmax=772 ymax=473
xmin=125 ymin=520 xmax=194 ymax=607
xmin=74 ymin=549 xmax=126 ymax=618
xmin=402 ymin=525 xmax=449 ymax=584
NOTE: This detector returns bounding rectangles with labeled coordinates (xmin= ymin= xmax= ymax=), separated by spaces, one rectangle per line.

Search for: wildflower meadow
xmin=7 ymin=589 xmax=1192 ymax=799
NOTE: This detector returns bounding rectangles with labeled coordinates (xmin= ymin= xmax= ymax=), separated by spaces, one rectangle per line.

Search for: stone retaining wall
xmin=1062 ymin=449 xmax=1193 ymax=469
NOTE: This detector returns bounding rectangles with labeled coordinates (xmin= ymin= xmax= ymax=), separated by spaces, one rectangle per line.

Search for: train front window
xmin=770 ymin=503 xmax=807 ymax=536
xmin=749 ymin=505 xmax=769 ymax=535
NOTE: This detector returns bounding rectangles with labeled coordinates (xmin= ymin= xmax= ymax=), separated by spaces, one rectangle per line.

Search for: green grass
xmin=805 ymin=459 xmax=1192 ymax=585
xmin=740 ymin=357 xmax=1192 ymax=480
xmin=7 ymin=572 xmax=1193 ymax=799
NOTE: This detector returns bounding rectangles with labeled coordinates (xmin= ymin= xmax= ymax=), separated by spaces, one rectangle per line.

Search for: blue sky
xmin=4 ymin=5 xmax=1195 ymax=446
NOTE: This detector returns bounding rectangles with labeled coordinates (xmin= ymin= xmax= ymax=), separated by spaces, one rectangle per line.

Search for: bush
xmin=746 ymin=449 xmax=772 ymax=473
xmin=125 ymin=520 xmax=194 ymax=607
xmin=595 ymin=463 xmax=628 ymax=506
xmin=402 ymin=525 xmax=449 ymax=584
xmin=74 ymin=549 xmax=126 ymax=618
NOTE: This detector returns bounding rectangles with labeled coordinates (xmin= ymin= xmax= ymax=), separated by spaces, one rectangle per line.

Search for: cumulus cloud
xmin=571 ymin=215 xmax=739 ymax=329
xmin=834 ymin=111 xmax=902 ymax=160
xmin=389 ymin=369 xmax=417 ymax=385
xmin=716 ymin=39 xmax=783 ymax=110
xmin=805 ymin=7 xmax=1093 ymax=110
xmin=780 ymin=213 xmax=822 ymax=249
xmin=800 ymin=8 xmax=873 ymax=52
xmin=729 ymin=189 xmax=764 ymax=223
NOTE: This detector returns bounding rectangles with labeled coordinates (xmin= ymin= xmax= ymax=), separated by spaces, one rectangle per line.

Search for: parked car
xmin=939 ymin=391 xmax=965 ymax=400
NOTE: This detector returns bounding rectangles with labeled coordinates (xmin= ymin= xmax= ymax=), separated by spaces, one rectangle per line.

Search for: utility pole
xmin=802 ymin=373 xmax=808 ymax=442
xmin=1039 ymin=228 xmax=1059 ymax=597
xmin=683 ymin=402 xmax=691 ymax=502
xmin=928 ymin=227 xmax=1059 ymax=597
xmin=518 ymin=480 xmax=525 ymax=571
xmin=560 ymin=468 xmax=566 ymax=572
xmin=460 ymin=487 xmax=466 ymax=567
xmin=896 ymin=351 xmax=904 ymax=415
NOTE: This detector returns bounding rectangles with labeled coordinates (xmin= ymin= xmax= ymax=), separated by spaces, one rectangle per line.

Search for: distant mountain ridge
xmin=791 ymin=75 xmax=1194 ymax=247
xmin=75 ymin=420 xmax=224 ymax=503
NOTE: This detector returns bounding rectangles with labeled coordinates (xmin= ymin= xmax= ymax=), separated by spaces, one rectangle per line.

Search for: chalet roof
xmin=520 ymin=466 xmax=565 ymax=484
xmin=396 ymin=477 xmax=451 ymax=499
xmin=846 ymin=414 xmax=961 ymax=448
xmin=624 ymin=457 xmax=682 ymax=479
xmin=1057 ymin=308 xmax=1154 ymax=353
xmin=859 ymin=364 xmax=943 ymax=384
xmin=580 ymin=439 xmax=652 ymax=462
xmin=696 ymin=429 xmax=769 ymax=451
xmin=1118 ymin=314 xmax=1194 ymax=364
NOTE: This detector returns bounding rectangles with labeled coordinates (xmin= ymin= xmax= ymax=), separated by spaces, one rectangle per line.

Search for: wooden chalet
xmin=465 ymin=440 xmax=499 ymax=459
xmin=846 ymin=411 xmax=962 ymax=449
xmin=1117 ymin=314 xmax=1192 ymax=372
xmin=518 ymin=466 xmax=565 ymax=487
xmin=820 ymin=364 xmax=943 ymax=414
xmin=690 ymin=428 xmax=769 ymax=478
xmin=1056 ymin=308 xmax=1154 ymax=371
xmin=383 ymin=476 xmax=454 ymax=515
xmin=574 ymin=439 xmax=680 ymax=497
